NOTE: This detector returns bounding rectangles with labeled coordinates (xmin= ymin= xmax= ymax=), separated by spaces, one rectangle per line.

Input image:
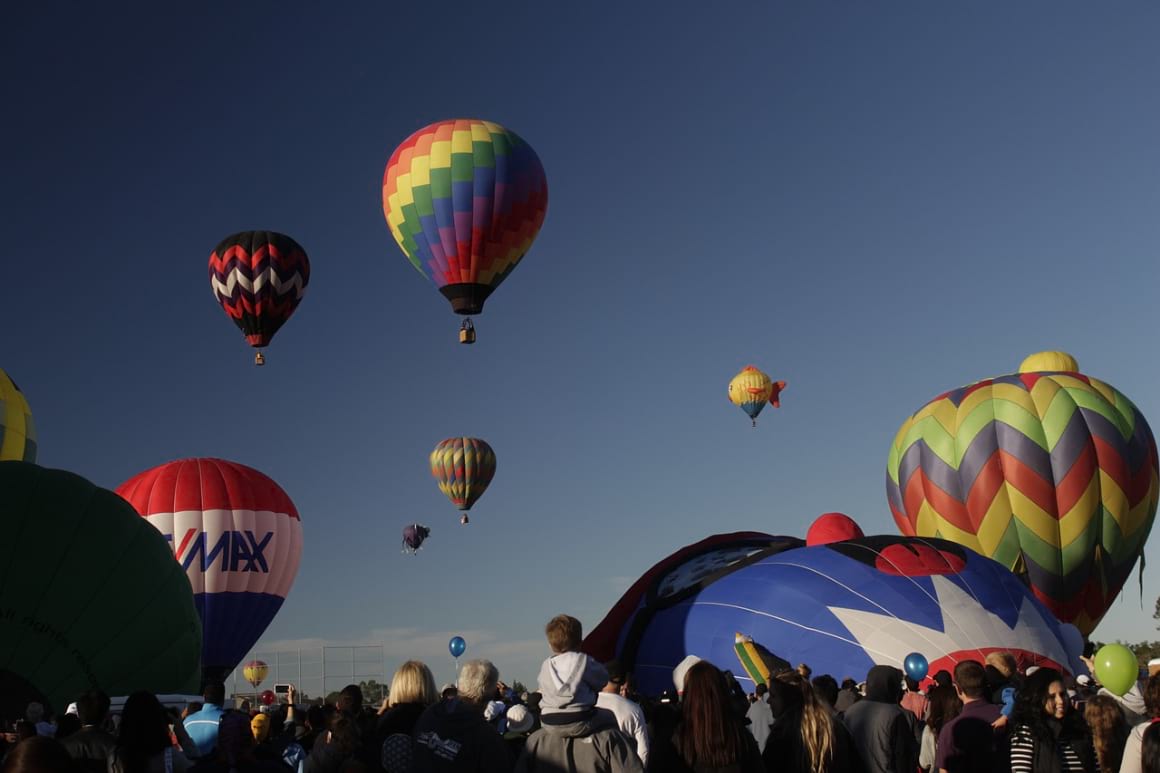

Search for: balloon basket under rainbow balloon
xmin=255 ymin=352 xmax=265 ymax=366
xmin=459 ymin=319 xmax=476 ymax=345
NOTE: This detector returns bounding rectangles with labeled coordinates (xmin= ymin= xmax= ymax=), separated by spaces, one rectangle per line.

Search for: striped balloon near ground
xmin=0 ymin=368 xmax=36 ymax=463
xmin=430 ymin=437 xmax=496 ymax=513
xmin=886 ymin=355 xmax=1159 ymax=635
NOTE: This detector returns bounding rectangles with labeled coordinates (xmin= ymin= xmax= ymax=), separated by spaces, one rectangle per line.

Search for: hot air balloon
xmin=208 ymin=231 xmax=310 ymax=365
xmin=243 ymin=660 xmax=269 ymax=689
xmin=886 ymin=352 xmax=1159 ymax=635
xmin=382 ymin=119 xmax=548 ymax=344
xmin=0 ymin=462 xmax=201 ymax=717
xmin=116 ymin=458 xmax=304 ymax=683
xmin=431 ymin=438 xmax=496 ymax=525
xmin=727 ymin=366 xmax=785 ymax=427
xmin=402 ymin=523 xmax=431 ymax=554
xmin=583 ymin=522 xmax=1081 ymax=696
xmin=0 ymin=367 xmax=36 ymax=462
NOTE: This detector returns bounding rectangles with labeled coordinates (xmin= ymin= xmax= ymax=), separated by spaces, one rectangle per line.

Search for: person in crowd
xmin=1115 ymin=672 xmax=1160 ymax=773
xmin=933 ymin=660 xmax=1001 ymax=773
xmin=647 ymin=660 xmax=761 ymax=773
xmin=56 ymin=714 xmax=82 ymax=740
xmin=745 ymin=683 xmax=773 ymax=754
xmin=984 ymin=652 xmax=1019 ymax=707
xmin=843 ymin=665 xmax=918 ymax=773
xmin=799 ymin=664 xmax=814 ymax=682
xmin=932 ymin=672 xmax=953 ymax=690
xmin=299 ymin=707 xmax=328 ymax=755
xmin=1141 ymin=722 xmax=1160 ymax=773
xmin=109 ymin=691 xmax=199 ymax=773
xmin=596 ymin=661 xmax=649 ymax=767
xmin=812 ymin=676 xmax=841 ymax=717
xmin=645 ymin=657 xmax=699 ymax=761
xmin=537 ymin=615 xmax=609 ymax=723
xmin=184 ymin=684 xmax=227 ymax=759
xmin=917 ymin=684 xmax=959 ymax=773
xmin=1 ymin=736 xmax=78 ymax=773
xmin=763 ymin=669 xmax=862 ymax=773
xmin=442 ymin=685 xmax=459 ymax=702
xmin=1008 ymin=667 xmax=1096 ymax=773
xmin=1083 ymin=694 xmax=1128 ymax=773
xmin=901 ymin=678 xmax=929 ymax=724
xmin=412 ymin=658 xmax=511 ymax=772
xmin=23 ymin=704 xmax=55 ymax=739
xmin=302 ymin=715 xmax=363 ymax=773
xmin=502 ymin=705 xmax=534 ymax=767
xmin=377 ymin=659 xmax=438 ymax=743
xmin=835 ymin=679 xmax=861 ymax=714
xmin=61 ymin=690 xmax=116 ymax=773
xmin=190 ymin=712 xmax=291 ymax=773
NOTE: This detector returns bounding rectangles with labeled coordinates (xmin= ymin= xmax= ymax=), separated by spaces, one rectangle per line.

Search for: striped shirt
xmin=1008 ymin=726 xmax=1093 ymax=773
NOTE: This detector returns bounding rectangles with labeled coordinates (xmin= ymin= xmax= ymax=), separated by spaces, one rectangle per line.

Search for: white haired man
xmin=413 ymin=659 xmax=510 ymax=772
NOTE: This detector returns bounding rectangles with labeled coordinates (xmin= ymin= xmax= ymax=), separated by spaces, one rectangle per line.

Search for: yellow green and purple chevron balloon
xmin=430 ymin=437 xmax=497 ymax=523
xmin=382 ymin=119 xmax=548 ymax=319
xmin=886 ymin=352 xmax=1159 ymax=635
xmin=0 ymin=367 xmax=36 ymax=463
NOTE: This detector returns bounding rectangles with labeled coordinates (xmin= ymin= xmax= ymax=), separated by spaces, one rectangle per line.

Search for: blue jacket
xmin=184 ymin=703 xmax=225 ymax=758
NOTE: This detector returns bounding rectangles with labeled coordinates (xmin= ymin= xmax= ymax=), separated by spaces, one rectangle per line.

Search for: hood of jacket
xmin=864 ymin=665 xmax=904 ymax=704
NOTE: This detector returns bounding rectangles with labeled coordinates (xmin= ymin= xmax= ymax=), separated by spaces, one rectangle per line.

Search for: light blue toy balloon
xmin=903 ymin=652 xmax=929 ymax=682
xmin=449 ymin=636 xmax=466 ymax=658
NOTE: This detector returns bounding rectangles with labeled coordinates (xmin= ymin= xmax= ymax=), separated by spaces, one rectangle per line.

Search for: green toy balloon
xmin=0 ymin=461 xmax=202 ymax=716
xmin=1094 ymin=643 xmax=1139 ymax=697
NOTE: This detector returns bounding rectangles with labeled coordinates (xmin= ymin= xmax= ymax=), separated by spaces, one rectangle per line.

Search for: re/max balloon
xmin=382 ymin=119 xmax=548 ymax=323
xmin=116 ymin=458 xmax=304 ymax=682
xmin=208 ymin=231 xmax=310 ymax=364
xmin=887 ymin=352 xmax=1159 ymax=635
xmin=0 ymin=367 xmax=36 ymax=462
xmin=584 ymin=530 xmax=1080 ymax=696
xmin=0 ymin=462 xmax=201 ymax=716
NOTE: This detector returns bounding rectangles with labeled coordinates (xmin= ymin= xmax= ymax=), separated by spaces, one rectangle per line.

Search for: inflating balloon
xmin=116 ymin=458 xmax=304 ymax=683
xmin=0 ymin=368 xmax=36 ymax=462
xmin=0 ymin=462 xmax=201 ymax=716
xmin=887 ymin=352 xmax=1159 ymax=635
xmin=584 ymin=527 xmax=1080 ymax=696
xmin=402 ymin=524 xmax=431 ymax=554
xmin=208 ymin=230 xmax=310 ymax=365
xmin=382 ymin=119 xmax=548 ymax=343
xmin=806 ymin=513 xmax=865 ymax=546
xmin=904 ymin=652 xmax=929 ymax=682
xmin=449 ymin=636 xmax=467 ymax=658
xmin=243 ymin=660 xmax=269 ymax=689
xmin=1094 ymin=643 xmax=1138 ymax=697
xmin=260 ymin=689 xmax=276 ymax=707
xmin=727 ymin=366 xmax=786 ymax=427
xmin=431 ymin=438 xmax=496 ymax=524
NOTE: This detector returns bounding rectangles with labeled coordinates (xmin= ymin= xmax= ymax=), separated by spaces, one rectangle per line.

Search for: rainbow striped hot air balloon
xmin=886 ymin=352 xmax=1159 ymax=635
xmin=430 ymin=437 xmax=496 ymax=525
xmin=382 ymin=119 xmax=548 ymax=343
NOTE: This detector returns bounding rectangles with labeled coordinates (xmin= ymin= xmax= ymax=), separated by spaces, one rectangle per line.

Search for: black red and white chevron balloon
xmin=208 ymin=231 xmax=310 ymax=354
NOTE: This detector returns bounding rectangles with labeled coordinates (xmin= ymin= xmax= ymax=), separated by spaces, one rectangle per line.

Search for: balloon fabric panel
xmin=0 ymin=462 xmax=201 ymax=712
xmin=208 ymin=231 xmax=310 ymax=348
xmin=383 ymin=119 xmax=548 ymax=315
xmin=0 ymin=368 xmax=36 ymax=462
xmin=887 ymin=364 xmax=1159 ymax=635
xmin=116 ymin=458 xmax=303 ymax=675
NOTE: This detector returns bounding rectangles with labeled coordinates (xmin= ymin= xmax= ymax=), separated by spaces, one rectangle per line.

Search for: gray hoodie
xmin=538 ymin=652 xmax=609 ymax=716
xmin=515 ymin=708 xmax=643 ymax=773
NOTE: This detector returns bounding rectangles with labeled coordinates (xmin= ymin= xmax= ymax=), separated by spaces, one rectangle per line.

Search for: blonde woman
xmin=762 ymin=671 xmax=862 ymax=773
xmin=376 ymin=660 xmax=438 ymax=738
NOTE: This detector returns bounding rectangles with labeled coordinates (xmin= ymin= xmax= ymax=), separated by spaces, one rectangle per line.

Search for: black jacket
xmin=413 ymin=698 xmax=512 ymax=773
xmin=60 ymin=726 xmax=117 ymax=773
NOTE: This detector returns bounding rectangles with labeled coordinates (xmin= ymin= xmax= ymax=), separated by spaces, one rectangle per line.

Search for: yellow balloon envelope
xmin=0 ymin=368 xmax=36 ymax=463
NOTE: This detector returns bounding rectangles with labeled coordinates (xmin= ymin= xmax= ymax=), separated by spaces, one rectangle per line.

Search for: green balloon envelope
xmin=1094 ymin=643 xmax=1139 ymax=697
xmin=0 ymin=461 xmax=201 ymax=713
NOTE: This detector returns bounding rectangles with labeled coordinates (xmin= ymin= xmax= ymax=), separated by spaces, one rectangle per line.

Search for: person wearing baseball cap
xmin=596 ymin=660 xmax=649 ymax=767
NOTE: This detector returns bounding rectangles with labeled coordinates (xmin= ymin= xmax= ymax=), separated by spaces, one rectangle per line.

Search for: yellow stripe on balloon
xmin=430 ymin=139 xmax=452 ymax=169
xmin=975 ymin=487 xmax=1015 ymax=556
xmin=1058 ymin=477 xmax=1101 ymax=548
xmin=451 ymin=127 xmax=473 ymax=154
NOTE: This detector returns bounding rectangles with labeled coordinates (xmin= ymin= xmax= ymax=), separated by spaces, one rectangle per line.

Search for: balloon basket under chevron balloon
xmin=255 ymin=352 xmax=265 ymax=366
xmin=460 ymin=514 xmax=469 ymax=525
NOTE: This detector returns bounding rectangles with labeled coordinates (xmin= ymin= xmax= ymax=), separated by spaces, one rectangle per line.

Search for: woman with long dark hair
xmin=1084 ymin=694 xmax=1128 ymax=773
xmin=108 ymin=692 xmax=197 ymax=773
xmin=1142 ymin=722 xmax=1160 ymax=773
xmin=762 ymin=671 xmax=861 ymax=773
xmin=1008 ymin=668 xmax=1096 ymax=773
xmin=919 ymin=684 xmax=961 ymax=773
xmin=651 ymin=661 xmax=763 ymax=772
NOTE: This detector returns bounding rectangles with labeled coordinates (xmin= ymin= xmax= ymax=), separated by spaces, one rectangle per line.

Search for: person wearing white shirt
xmin=595 ymin=661 xmax=650 ymax=768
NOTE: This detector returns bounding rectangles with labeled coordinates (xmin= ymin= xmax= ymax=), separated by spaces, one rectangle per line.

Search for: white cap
xmin=673 ymin=655 xmax=703 ymax=693
xmin=1076 ymin=675 xmax=1092 ymax=686
xmin=1025 ymin=666 xmax=1040 ymax=676
xmin=506 ymin=704 xmax=534 ymax=734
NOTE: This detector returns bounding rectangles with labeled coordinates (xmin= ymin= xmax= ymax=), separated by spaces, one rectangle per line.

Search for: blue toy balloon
xmin=449 ymin=636 xmax=466 ymax=658
xmin=904 ymin=652 xmax=929 ymax=682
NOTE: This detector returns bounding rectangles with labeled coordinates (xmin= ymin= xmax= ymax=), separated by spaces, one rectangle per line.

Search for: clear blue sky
xmin=3 ymin=2 xmax=1159 ymax=695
